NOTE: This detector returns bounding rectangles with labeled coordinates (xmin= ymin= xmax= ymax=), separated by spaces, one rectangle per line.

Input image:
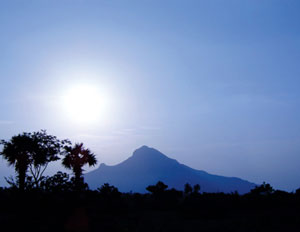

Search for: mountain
xmin=85 ymin=146 xmax=256 ymax=194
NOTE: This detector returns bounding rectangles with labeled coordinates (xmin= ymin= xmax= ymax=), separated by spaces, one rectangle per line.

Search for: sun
xmin=62 ymin=84 xmax=109 ymax=124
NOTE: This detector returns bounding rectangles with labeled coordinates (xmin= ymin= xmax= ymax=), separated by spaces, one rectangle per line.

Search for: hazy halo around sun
xmin=62 ymin=84 xmax=110 ymax=125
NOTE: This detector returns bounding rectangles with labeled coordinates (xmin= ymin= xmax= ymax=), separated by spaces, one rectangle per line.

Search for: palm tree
xmin=0 ymin=133 xmax=34 ymax=191
xmin=62 ymin=143 xmax=97 ymax=190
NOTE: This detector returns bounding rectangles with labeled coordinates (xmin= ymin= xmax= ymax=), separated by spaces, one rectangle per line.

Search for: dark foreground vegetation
xmin=1 ymin=181 xmax=300 ymax=232
xmin=1 ymin=131 xmax=300 ymax=231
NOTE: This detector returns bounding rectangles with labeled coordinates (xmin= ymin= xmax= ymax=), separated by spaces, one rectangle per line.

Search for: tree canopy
xmin=62 ymin=143 xmax=97 ymax=190
xmin=0 ymin=130 xmax=68 ymax=190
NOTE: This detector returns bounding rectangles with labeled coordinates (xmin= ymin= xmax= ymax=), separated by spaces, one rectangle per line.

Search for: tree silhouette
xmin=250 ymin=182 xmax=274 ymax=196
xmin=146 ymin=181 xmax=168 ymax=195
xmin=184 ymin=183 xmax=193 ymax=195
xmin=29 ymin=130 xmax=69 ymax=187
xmin=98 ymin=183 xmax=120 ymax=198
xmin=193 ymin=184 xmax=201 ymax=194
xmin=62 ymin=143 xmax=97 ymax=190
xmin=0 ymin=133 xmax=32 ymax=191
xmin=0 ymin=130 xmax=67 ymax=191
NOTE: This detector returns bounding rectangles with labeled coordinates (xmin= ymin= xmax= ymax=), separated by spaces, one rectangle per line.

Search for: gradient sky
xmin=0 ymin=0 xmax=300 ymax=191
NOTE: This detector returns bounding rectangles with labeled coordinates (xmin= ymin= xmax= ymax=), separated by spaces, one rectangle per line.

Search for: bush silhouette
xmin=250 ymin=182 xmax=274 ymax=196
xmin=41 ymin=171 xmax=74 ymax=192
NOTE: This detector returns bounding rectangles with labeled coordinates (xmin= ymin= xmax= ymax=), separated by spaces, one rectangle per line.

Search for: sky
xmin=0 ymin=0 xmax=300 ymax=191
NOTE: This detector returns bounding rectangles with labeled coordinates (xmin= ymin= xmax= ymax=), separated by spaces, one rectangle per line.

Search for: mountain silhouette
xmin=85 ymin=146 xmax=256 ymax=194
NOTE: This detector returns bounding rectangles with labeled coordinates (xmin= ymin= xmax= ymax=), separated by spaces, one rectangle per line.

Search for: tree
xmin=193 ymin=184 xmax=201 ymax=194
xmin=62 ymin=143 xmax=97 ymax=190
xmin=0 ymin=130 xmax=66 ymax=191
xmin=0 ymin=133 xmax=32 ymax=191
xmin=250 ymin=182 xmax=274 ymax=196
xmin=29 ymin=130 xmax=69 ymax=187
xmin=296 ymin=188 xmax=300 ymax=196
xmin=98 ymin=183 xmax=120 ymax=198
xmin=146 ymin=181 xmax=168 ymax=195
xmin=184 ymin=183 xmax=193 ymax=195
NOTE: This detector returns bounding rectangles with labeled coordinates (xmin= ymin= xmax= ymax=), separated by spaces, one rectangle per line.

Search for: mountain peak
xmin=136 ymin=145 xmax=151 ymax=151
xmin=132 ymin=145 xmax=166 ymax=158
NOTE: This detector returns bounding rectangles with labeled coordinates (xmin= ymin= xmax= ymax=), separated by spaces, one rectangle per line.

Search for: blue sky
xmin=0 ymin=0 xmax=300 ymax=191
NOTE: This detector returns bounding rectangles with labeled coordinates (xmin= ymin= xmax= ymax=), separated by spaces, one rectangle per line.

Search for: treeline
xmin=1 ymin=131 xmax=300 ymax=231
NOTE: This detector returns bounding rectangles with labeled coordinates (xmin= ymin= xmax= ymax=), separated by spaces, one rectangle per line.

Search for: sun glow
xmin=62 ymin=84 xmax=110 ymax=124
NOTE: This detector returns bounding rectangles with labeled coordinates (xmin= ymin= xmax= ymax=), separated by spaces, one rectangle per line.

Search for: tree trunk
xmin=18 ymin=166 xmax=27 ymax=192
xmin=74 ymin=167 xmax=83 ymax=191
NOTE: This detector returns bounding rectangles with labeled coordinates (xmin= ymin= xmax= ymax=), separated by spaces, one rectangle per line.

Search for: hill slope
xmin=85 ymin=146 xmax=256 ymax=194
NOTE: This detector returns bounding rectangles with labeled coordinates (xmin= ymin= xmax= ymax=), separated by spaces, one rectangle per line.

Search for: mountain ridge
xmin=85 ymin=145 xmax=256 ymax=194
